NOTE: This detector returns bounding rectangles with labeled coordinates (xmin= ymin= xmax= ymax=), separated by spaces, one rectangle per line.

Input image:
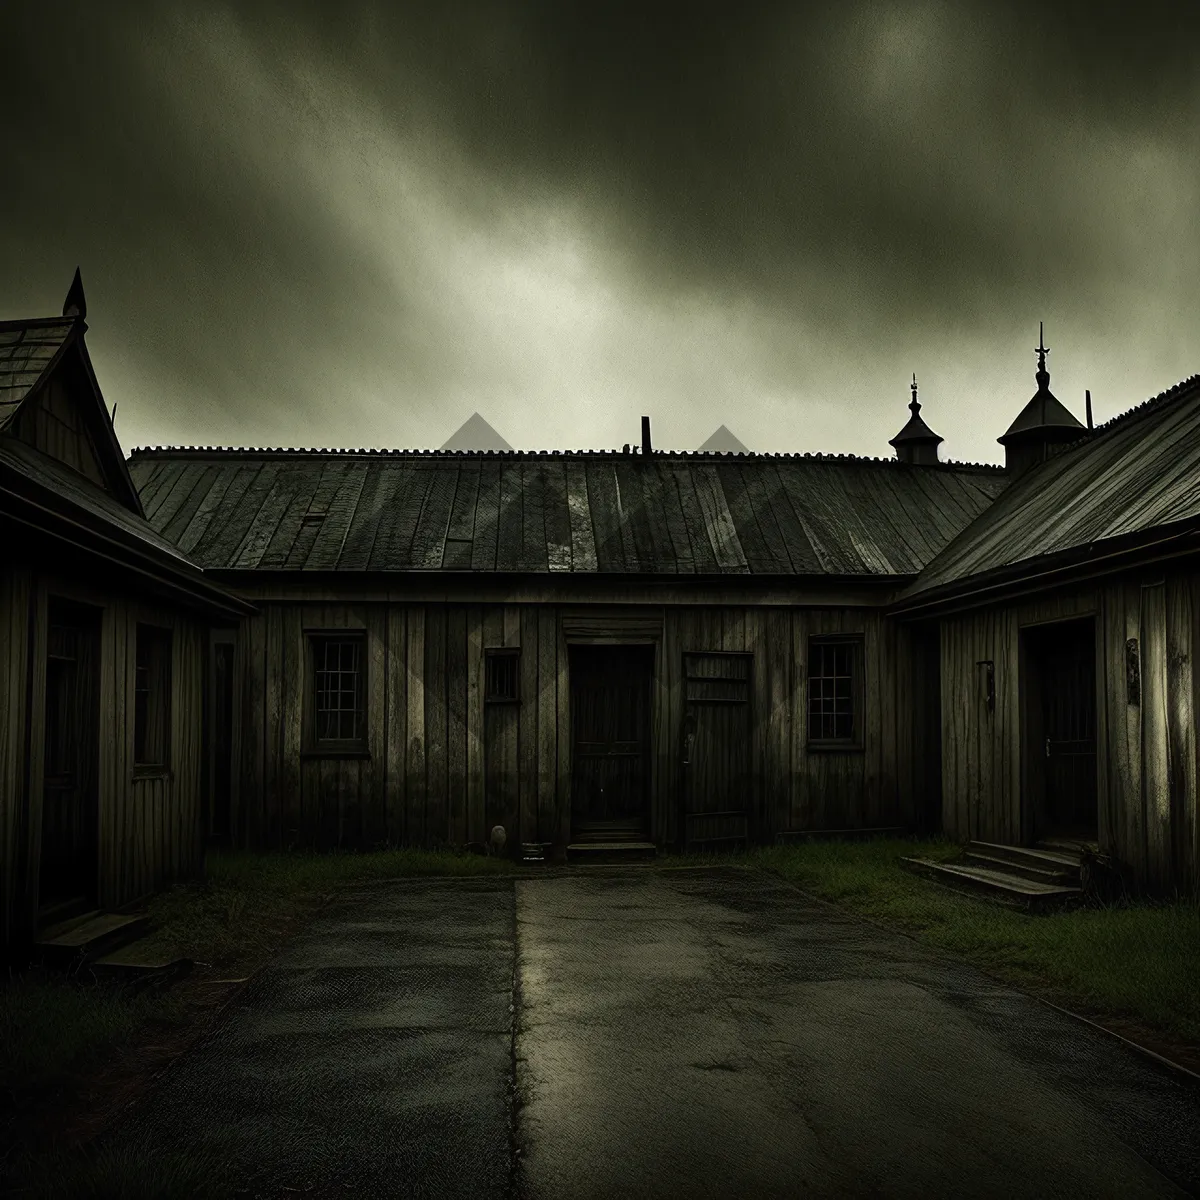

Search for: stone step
xmin=90 ymin=945 xmax=193 ymax=989
xmin=900 ymin=857 xmax=1082 ymax=912
xmin=35 ymin=911 xmax=152 ymax=967
xmin=567 ymin=841 xmax=657 ymax=864
xmin=961 ymin=848 xmax=1079 ymax=886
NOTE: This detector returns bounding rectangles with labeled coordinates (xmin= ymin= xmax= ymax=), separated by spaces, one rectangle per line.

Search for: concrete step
xmin=35 ymin=910 xmax=152 ymax=968
xmin=961 ymin=848 xmax=1079 ymax=886
xmin=90 ymin=945 xmax=193 ymax=989
xmin=900 ymin=857 xmax=1082 ymax=912
xmin=567 ymin=841 xmax=657 ymax=864
xmin=966 ymin=840 xmax=1083 ymax=880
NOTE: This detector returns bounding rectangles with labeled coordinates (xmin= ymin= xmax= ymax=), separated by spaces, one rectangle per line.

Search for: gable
xmin=0 ymin=321 xmax=144 ymax=516
xmin=10 ymin=354 xmax=109 ymax=488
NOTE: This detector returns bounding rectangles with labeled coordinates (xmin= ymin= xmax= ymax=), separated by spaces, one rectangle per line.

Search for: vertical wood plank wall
xmin=233 ymin=600 xmax=929 ymax=854
xmin=0 ymin=570 xmax=208 ymax=946
xmin=939 ymin=571 xmax=1200 ymax=893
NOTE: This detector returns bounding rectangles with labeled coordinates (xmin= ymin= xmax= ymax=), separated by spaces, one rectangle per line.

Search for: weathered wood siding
xmin=0 ymin=571 xmax=208 ymax=946
xmin=234 ymin=600 xmax=926 ymax=852
xmin=939 ymin=571 xmax=1200 ymax=893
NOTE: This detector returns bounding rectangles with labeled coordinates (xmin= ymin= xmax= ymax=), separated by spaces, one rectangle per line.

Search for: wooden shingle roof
xmin=899 ymin=372 xmax=1200 ymax=607
xmin=126 ymin=447 xmax=1007 ymax=577
xmin=0 ymin=317 xmax=77 ymax=432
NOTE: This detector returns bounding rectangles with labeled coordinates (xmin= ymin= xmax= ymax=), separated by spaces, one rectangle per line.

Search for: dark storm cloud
xmin=2 ymin=2 xmax=1198 ymax=458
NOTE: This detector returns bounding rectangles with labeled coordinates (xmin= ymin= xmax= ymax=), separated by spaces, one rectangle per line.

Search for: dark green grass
xmin=750 ymin=837 xmax=1200 ymax=1044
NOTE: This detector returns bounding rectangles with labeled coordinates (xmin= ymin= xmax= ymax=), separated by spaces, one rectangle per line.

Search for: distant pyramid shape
xmin=697 ymin=424 xmax=749 ymax=454
xmin=441 ymin=412 xmax=513 ymax=452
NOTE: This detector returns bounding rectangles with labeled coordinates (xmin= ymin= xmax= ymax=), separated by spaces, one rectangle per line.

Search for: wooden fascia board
xmin=889 ymin=519 xmax=1200 ymax=620
xmin=203 ymin=569 xmax=910 ymax=608
xmin=0 ymin=475 xmax=254 ymax=618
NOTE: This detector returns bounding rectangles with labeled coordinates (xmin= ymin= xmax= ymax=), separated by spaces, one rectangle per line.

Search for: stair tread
xmin=92 ymin=947 xmax=188 ymax=969
xmin=902 ymin=858 xmax=1081 ymax=896
xmin=568 ymin=841 xmax=656 ymax=852
xmin=36 ymin=911 xmax=147 ymax=948
xmin=967 ymin=841 xmax=1082 ymax=867
xmin=962 ymin=850 xmax=1077 ymax=879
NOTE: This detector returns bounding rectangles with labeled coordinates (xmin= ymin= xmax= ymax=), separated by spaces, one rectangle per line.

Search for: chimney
xmin=1086 ymin=389 xmax=1093 ymax=430
xmin=641 ymin=415 xmax=653 ymax=455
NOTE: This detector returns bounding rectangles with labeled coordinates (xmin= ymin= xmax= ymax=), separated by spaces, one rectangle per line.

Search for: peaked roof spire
xmin=62 ymin=267 xmax=86 ymax=321
xmin=889 ymin=372 xmax=943 ymax=464
xmin=1035 ymin=320 xmax=1050 ymax=390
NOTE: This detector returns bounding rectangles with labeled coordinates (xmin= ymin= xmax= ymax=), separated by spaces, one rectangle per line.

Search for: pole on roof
xmin=1085 ymin=389 xmax=1093 ymax=429
xmin=641 ymin=415 xmax=652 ymax=455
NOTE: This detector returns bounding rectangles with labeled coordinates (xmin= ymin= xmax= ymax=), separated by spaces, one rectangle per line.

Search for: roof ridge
xmin=1064 ymin=371 xmax=1200 ymax=449
xmin=0 ymin=315 xmax=81 ymax=333
xmin=126 ymin=444 xmax=1006 ymax=472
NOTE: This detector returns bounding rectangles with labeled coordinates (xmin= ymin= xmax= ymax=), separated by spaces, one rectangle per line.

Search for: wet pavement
xmin=107 ymin=867 xmax=1200 ymax=1198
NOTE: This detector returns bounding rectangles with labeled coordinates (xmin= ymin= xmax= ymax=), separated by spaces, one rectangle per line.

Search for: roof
xmin=441 ymin=413 xmax=513 ymax=452
xmin=0 ymin=317 xmax=78 ymax=432
xmin=998 ymin=363 xmax=1085 ymax=444
xmin=125 ymin=447 xmax=1007 ymax=577
xmin=889 ymin=405 xmax=943 ymax=449
xmin=0 ymin=438 xmax=251 ymax=617
xmin=899 ymin=372 xmax=1200 ymax=607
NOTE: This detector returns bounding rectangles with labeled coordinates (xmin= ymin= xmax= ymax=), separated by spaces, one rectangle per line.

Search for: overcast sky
xmin=3 ymin=2 xmax=1198 ymax=462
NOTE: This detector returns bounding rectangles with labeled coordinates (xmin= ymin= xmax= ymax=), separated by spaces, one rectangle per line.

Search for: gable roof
xmin=896 ymin=372 xmax=1200 ymax=611
xmin=0 ymin=308 xmax=144 ymax=515
xmin=126 ymin=446 xmax=1006 ymax=577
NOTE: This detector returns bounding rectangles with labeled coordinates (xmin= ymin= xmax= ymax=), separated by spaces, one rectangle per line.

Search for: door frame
xmin=1019 ymin=614 xmax=1100 ymax=846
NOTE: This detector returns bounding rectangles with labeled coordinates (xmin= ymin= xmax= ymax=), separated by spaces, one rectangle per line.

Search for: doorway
xmin=1022 ymin=618 xmax=1098 ymax=843
xmin=569 ymin=644 xmax=654 ymax=841
xmin=39 ymin=600 xmax=102 ymax=916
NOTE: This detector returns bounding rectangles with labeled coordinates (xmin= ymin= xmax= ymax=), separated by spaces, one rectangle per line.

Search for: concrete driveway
xmin=109 ymin=867 xmax=1200 ymax=1198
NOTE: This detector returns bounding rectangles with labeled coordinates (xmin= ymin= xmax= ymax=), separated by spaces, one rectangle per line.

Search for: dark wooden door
xmin=39 ymin=604 xmax=101 ymax=911
xmin=1038 ymin=622 xmax=1098 ymax=840
xmin=570 ymin=645 xmax=653 ymax=840
xmin=682 ymin=652 xmax=752 ymax=848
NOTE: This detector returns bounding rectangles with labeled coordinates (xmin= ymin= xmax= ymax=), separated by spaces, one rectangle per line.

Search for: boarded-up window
xmin=310 ymin=635 xmax=366 ymax=746
xmin=485 ymin=649 xmax=520 ymax=703
xmin=134 ymin=625 xmax=172 ymax=768
xmin=807 ymin=637 xmax=862 ymax=748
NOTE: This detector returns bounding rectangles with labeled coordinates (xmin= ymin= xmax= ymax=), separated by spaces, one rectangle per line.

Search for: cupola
xmin=997 ymin=324 xmax=1085 ymax=474
xmin=889 ymin=374 xmax=943 ymax=465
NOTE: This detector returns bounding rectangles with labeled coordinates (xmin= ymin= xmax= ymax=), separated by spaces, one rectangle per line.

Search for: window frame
xmin=133 ymin=622 xmax=173 ymax=775
xmin=304 ymin=630 xmax=370 ymax=758
xmin=806 ymin=634 xmax=864 ymax=752
xmin=484 ymin=648 xmax=521 ymax=704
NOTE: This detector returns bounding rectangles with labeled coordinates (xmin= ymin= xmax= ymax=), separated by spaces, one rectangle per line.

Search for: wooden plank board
xmin=638 ymin=463 xmax=679 ymax=572
xmin=470 ymin=459 xmax=503 ymax=572
xmin=336 ymin=464 xmax=389 ymax=570
xmin=385 ymin=607 xmax=407 ymax=846
xmin=446 ymin=605 xmax=468 ymax=846
xmin=367 ymin=465 xmax=422 ymax=571
xmin=564 ymin=460 xmax=598 ymax=572
xmin=233 ymin=474 xmax=296 ymax=570
xmin=1141 ymin=582 xmax=1172 ymax=890
xmin=413 ymin=461 xmax=460 ymax=569
xmin=692 ymin=466 xmax=750 ymax=572
xmin=497 ymin=461 xmax=525 ymax=572
xmin=444 ymin=460 xmax=481 ymax=571
xmin=188 ymin=463 xmax=265 ymax=565
xmin=537 ymin=608 xmax=559 ymax=846
xmin=542 ymin=460 xmax=573 ymax=572
xmin=673 ymin=466 xmax=720 ymax=573
xmin=583 ymin=460 xmax=626 ymax=572
xmin=713 ymin=462 xmax=774 ymax=572
xmin=519 ymin=606 xmax=539 ymax=843
xmin=1166 ymin=576 xmax=1196 ymax=891
xmin=424 ymin=606 xmax=449 ymax=843
xmin=406 ymin=607 xmax=427 ymax=846
xmin=466 ymin=606 xmax=484 ymax=844
xmin=613 ymin=460 xmax=655 ymax=572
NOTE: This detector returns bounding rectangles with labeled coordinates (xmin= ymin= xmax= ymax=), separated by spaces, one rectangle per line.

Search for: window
xmin=134 ymin=624 xmax=172 ymax=768
xmin=309 ymin=634 xmax=366 ymax=749
xmin=807 ymin=637 xmax=862 ymax=748
xmin=485 ymin=649 xmax=520 ymax=703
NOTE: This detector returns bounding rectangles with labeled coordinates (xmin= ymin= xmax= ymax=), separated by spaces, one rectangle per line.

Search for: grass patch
xmin=754 ymin=836 xmax=1200 ymax=1045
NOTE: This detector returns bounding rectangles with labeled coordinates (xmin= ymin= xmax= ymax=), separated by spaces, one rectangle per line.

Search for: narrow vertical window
xmin=134 ymin=624 xmax=172 ymax=768
xmin=309 ymin=634 xmax=367 ymax=748
xmin=807 ymin=636 xmax=862 ymax=748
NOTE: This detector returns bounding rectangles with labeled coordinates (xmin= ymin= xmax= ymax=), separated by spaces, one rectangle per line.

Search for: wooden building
xmin=893 ymin=348 xmax=1200 ymax=895
xmin=126 ymin=426 xmax=1005 ymax=859
xmin=0 ymin=276 xmax=250 ymax=950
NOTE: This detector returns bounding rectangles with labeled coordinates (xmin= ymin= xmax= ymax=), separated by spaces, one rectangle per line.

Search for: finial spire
xmin=910 ymin=372 xmax=920 ymax=413
xmin=1034 ymin=321 xmax=1050 ymax=389
xmin=62 ymin=267 xmax=87 ymax=321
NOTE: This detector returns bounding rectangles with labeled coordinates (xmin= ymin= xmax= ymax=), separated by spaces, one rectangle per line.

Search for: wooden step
xmin=900 ymin=857 xmax=1081 ymax=912
xmin=35 ymin=911 xmax=152 ymax=967
xmin=966 ymin=840 xmax=1083 ymax=878
xmin=961 ymin=848 xmax=1079 ymax=886
xmin=90 ymin=947 xmax=193 ymax=989
xmin=567 ymin=841 xmax=657 ymax=864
